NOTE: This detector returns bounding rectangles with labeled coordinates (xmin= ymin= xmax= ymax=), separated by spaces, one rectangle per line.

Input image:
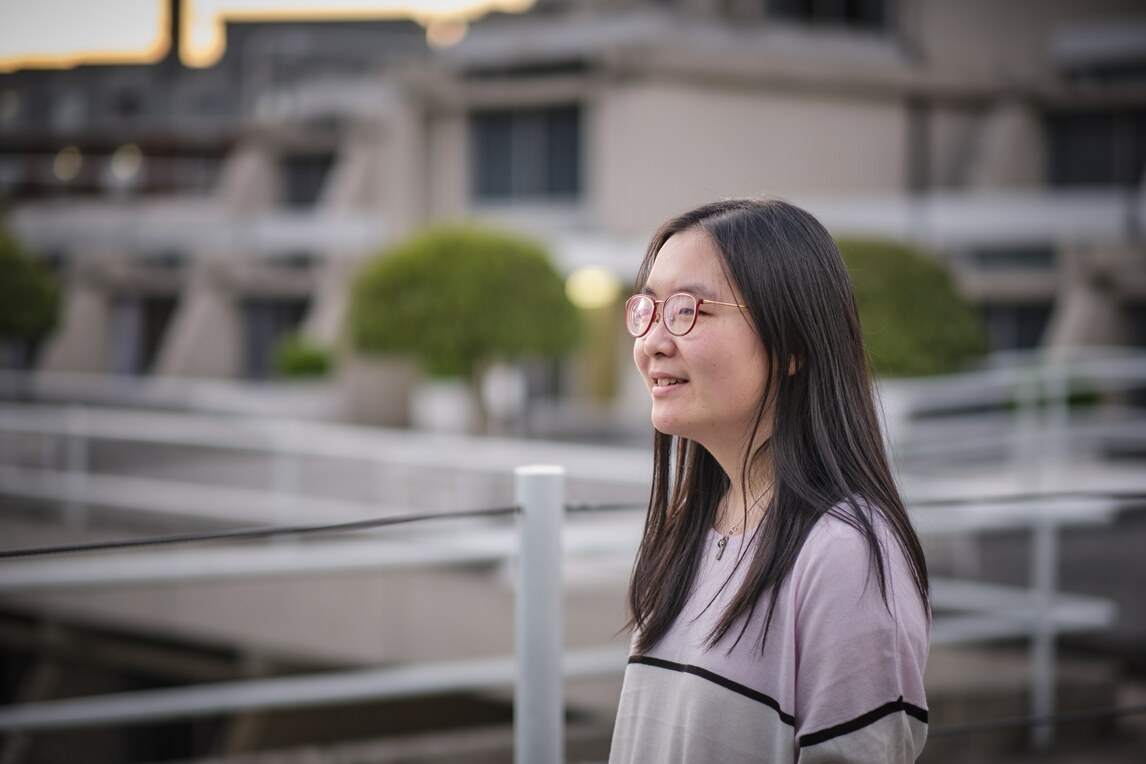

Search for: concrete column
xmin=384 ymin=91 xmax=429 ymax=236
xmin=153 ymin=259 xmax=243 ymax=378
xmin=304 ymin=120 xmax=387 ymax=349
xmin=147 ymin=134 xmax=280 ymax=379
xmin=37 ymin=259 xmax=113 ymax=374
xmin=428 ymin=110 xmax=468 ymax=221
xmin=317 ymin=120 xmax=387 ymax=211
xmin=302 ymin=258 xmax=355 ymax=349
xmin=965 ymin=98 xmax=1045 ymax=190
xmin=1044 ymin=243 xmax=1127 ymax=351
xmin=214 ymin=139 xmax=280 ymax=212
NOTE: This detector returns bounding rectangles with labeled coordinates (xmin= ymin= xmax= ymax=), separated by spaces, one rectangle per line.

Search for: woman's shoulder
xmin=797 ymin=498 xmax=909 ymax=578
xmin=804 ymin=498 xmax=882 ymax=546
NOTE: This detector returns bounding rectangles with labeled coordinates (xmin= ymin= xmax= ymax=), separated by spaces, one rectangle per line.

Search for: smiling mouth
xmin=654 ymin=377 xmax=687 ymax=387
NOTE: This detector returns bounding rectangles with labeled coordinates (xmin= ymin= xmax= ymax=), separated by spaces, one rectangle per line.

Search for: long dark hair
xmin=626 ymin=198 xmax=930 ymax=654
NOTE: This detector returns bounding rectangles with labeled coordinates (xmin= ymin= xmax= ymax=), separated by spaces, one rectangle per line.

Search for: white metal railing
xmin=0 ymin=460 xmax=1125 ymax=756
xmin=515 ymin=466 xmax=565 ymax=764
xmin=0 ymin=466 xmax=591 ymax=764
xmin=10 ymin=207 xmax=389 ymax=258
xmin=0 ymin=388 xmax=1138 ymax=754
xmin=9 ymin=188 xmax=1146 ymax=263
xmin=883 ymin=347 xmax=1146 ymax=478
xmin=0 ymin=401 xmax=652 ymax=525
xmin=801 ymin=188 xmax=1146 ymax=248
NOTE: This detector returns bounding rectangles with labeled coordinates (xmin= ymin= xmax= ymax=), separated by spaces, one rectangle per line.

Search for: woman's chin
xmin=650 ymin=412 xmax=692 ymax=440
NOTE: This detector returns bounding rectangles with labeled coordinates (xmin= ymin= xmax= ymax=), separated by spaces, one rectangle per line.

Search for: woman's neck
xmin=714 ymin=456 xmax=775 ymax=535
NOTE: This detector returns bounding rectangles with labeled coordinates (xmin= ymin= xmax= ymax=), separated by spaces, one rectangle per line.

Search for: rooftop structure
xmin=1 ymin=0 xmax=1144 ymax=419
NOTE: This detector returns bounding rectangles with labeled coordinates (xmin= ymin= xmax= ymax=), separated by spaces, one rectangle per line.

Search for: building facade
xmin=2 ymin=0 xmax=1145 ymax=399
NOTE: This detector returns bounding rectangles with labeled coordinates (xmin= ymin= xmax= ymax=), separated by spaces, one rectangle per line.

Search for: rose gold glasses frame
xmin=625 ymin=292 xmax=749 ymax=338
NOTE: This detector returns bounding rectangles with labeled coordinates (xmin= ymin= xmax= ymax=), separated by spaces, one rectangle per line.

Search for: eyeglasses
xmin=625 ymin=292 xmax=748 ymax=338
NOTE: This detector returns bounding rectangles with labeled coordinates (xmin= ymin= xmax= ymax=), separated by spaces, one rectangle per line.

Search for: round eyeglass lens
xmin=663 ymin=293 xmax=698 ymax=335
xmin=626 ymin=295 xmax=655 ymax=337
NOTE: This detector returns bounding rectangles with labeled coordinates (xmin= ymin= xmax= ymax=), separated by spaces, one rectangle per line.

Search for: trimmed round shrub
xmin=349 ymin=224 xmax=580 ymax=379
xmin=0 ymin=226 xmax=59 ymax=341
xmin=836 ymin=237 xmax=988 ymax=377
xmin=274 ymin=333 xmax=333 ymax=379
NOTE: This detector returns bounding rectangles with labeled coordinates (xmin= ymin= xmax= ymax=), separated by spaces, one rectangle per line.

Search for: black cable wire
xmin=0 ymin=505 xmax=520 ymax=560
xmin=0 ymin=503 xmax=646 ymax=560
xmin=930 ymin=701 xmax=1146 ymax=736
xmin=2 ymin=489 xmax=1143 ymax=561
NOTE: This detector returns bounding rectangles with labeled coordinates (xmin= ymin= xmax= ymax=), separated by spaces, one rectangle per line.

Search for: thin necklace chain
xmin=714 ymin=483 xmax=773 ymax=561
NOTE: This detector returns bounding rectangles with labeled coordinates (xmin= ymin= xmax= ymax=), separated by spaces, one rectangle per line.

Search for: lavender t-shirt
xmin=610 ymin=508 xmax=930 ymax=763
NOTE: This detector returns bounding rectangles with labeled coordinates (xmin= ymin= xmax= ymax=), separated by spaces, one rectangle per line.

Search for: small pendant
xmin=715 ymin=535 xmax=728 ymax=560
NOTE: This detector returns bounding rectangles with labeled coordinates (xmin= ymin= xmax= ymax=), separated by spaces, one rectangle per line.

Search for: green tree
xmin=0 ymin=226 xmax=59 ymax=342
xmin=836 ymin=237 xmax=988 ymax=377
xmin=349 ymin=223 xmax=580 ymax=381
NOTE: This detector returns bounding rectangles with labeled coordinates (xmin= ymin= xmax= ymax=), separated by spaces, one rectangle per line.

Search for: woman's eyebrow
xmin=640 ymin=284 xmax=718 ymax=299
xmin=683 ymin=284 xmax=719 ymax=300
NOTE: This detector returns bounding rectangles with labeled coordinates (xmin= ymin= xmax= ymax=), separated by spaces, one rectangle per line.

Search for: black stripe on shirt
xmin=799 ymin=696 xmax=929 ymax=748
xmin=627 ymin=655 xmax=796 ymax=727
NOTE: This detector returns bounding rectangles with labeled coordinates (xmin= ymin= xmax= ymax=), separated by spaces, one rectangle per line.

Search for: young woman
xmin=609 ymin=199 xmax=931 ymax=763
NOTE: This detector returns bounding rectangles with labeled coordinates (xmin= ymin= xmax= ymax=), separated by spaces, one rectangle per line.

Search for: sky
xmin=0 ymin=0 xmax=534 ymax=71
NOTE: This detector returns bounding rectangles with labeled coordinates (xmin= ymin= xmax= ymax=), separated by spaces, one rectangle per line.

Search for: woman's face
xmin=634 ymin=228 xmax=771 ymax=459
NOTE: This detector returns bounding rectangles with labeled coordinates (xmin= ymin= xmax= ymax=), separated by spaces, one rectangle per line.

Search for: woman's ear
xmin=787 ymin=355 xmax=803 ymax=376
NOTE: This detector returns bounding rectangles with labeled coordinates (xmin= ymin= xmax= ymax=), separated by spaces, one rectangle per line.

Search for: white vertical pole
xmin=1043 ymin=361 xmax=1069 ymax=468
xmin=1029 ymin=517 xmax=1059 ymax=750
xmin=1030 ymin=360 xmax=1062 ymax=750
xmin=1014 ymin=368 xmax=1041 ymax=486
xmin=514 ymin=465 xmax=565 ymax=764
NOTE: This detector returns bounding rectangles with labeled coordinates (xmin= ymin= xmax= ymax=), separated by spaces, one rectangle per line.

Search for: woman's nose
xmin=640 ymin=311 xmax=676 ymax=355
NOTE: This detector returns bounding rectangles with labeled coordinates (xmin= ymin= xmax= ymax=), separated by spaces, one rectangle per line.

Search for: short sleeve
xmin=789 ymin=517 xmax=930 ymax=763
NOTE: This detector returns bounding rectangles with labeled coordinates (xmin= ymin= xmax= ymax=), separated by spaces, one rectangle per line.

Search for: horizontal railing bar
xmin=931 ymin=609 xmax=1116 ymax=645
xmin=909 ymin=496 xmax=1123 ymax=533
xmin=0 ymin=646 xmax=631 ymax=732
xmin=0 ymin=463 xmax=1132 ymax=543
xmin=0 ymin=403 xmax=653 ymax=483
xmin=6 ymin=403 xmax=1146 ymax=466
xmin=894 ymin=416 xmax=1146 ymax=460
xmin=0 ymin=514 xmax=644 ymax=588
xmin=0 ymin=465 xmax=408 ymax=529
xmin=931 ymin=578 xmax=1116 ymax=612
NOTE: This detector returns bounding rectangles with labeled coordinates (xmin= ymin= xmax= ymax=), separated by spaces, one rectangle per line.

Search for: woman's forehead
xmin=645 ymin=229 xmax=733 ymax=298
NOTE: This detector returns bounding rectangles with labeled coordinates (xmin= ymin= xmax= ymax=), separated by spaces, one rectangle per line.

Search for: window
xmin=280 ymin=153 xmax=334 ymax=208
xmin=51 ymin=89 xmax=86 ymax=131
xmin=767 ymin=0 xmax=887 ymax=30
xmin=970 ymin=246 xmax=1056 ymax=271
xmin=1124 ymin=301 xmax=1146 ymax=348
xmin=242 ymin=298 xmax=309 ymax=379
xmin=113 ymin=89 xmax=144 ymax=119
xmin=1047 ymin=108 xmax=1146 ymax=188
xmin=980 ymin=302 xmax=1053 ymax=351
xmin=470 ymin=105 xmax=581 ymax=202
xmin=108 ymin=295 xmax=178 ymax=375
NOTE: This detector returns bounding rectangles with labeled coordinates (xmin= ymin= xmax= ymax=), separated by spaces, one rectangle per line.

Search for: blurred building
xmin=2 ymin=0 xmax=1146 ymax=391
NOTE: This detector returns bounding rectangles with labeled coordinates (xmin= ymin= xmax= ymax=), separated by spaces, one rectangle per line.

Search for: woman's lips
xmin=650 ymin=376 xmax=688 ymax=397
